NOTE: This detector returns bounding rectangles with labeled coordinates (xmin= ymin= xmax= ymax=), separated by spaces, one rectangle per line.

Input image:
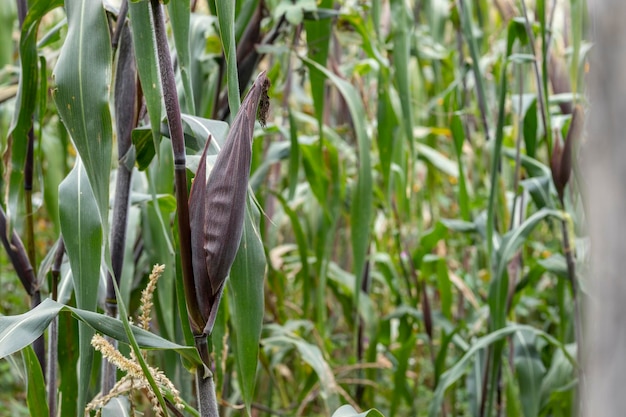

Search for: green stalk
xmin=560 ymin=216 xmax=585 ymax=413
xmin=519 ymin=0 xmax=549 ymax=148
xmin=47 ymin=238 xmax=64 ymax=417
xmin=458 ymin=0 xmax=491 ymax=140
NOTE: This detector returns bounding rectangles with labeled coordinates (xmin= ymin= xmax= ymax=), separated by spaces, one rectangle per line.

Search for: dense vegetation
xmin=0 ymin=0 xmax=588 ymax=416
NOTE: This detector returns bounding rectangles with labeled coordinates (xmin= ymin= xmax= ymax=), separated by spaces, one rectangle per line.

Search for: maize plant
xmin=0 ymin=0 xmax=593 ymax=416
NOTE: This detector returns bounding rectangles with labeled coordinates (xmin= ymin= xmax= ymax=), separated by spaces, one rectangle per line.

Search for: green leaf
xmin=53 ymin=0 xmax=113 ymax=231
xmin=428 ymin=324 xmax=575 ymax=417
xmin=450 ymin=114 xmax=471 ymax=220
xmin=390 ymin=0 xmax=414 ymax=153
xmin=514 ymin=330 xmax=546 ymax=417
xmin=416 ymin=143 xmax=459 ymax=177
xmin=303 ymin=0 xmax=332 ymax=127
xmin=227 ymin=197 xmax=266 ymax=415
xmin=128 ymin=0 xmax=162 ymax=158
xmin=520 ymin=176 xmax=554 ymax=209
xmin=524 ymin=99 xmax=538 ymax=158
xmin=435 ymin=258 xmax=453 ymax=321
xmin=7 ymin=0 xmax=63 ymax=218
xmin=0 ymin=298 xmax=201 ymax=368
xmin=502 ymin=147 xmax=551 ymax=178
xmin=58 ymin=160 xmax=101 ymax=414
xmin=489 ymin=208 xmax=564 ymax=330
xmin=332 ymin=405 xmax=385 ymax=417
xmin=264 ymin=334 xmax=339 ymax=412
xmin=58 ymin=310 xmax=78 ymax=417
xmin=287 ymin=109 xmax=300 ymax=199
xmin=215 ymin=0 xmax=240 ymax=114
xmin=23 ymin=346 xmax=48 ymax=417
xmin=503 ymin=360 xmax=523 ymax=417
xmin=540 ymin=344 xmax=576 ymax=408
xmin=58 ymin=163 xmax=101 ymax=306
xmin=486 ymin=18 xmax=518 ymax=262
xmin=0 ymin=2 xmax=15 ymax=68
xmin=167 ymin=0 xmax=195 ymax=114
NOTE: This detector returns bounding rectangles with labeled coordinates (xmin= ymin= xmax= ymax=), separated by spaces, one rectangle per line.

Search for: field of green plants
xmin=0 ymin=0 xmax=589 ymax=416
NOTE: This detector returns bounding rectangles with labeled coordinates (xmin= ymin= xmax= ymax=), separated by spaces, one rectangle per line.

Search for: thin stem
xmin=24 ymin=128 xmax=36 ymax=273
xmin=150 ymin=0 xmax=202 ymax=334
xmin=509 ymin=64 xmax=525 ymax=231
xmin=519 ymin=0 xmax=549 ymax=146
xmin=458 ymin=0 xmax=491 ymax=140
xmin=561 ymin=217 xmax=585 ymax=415
xmin=47 ymin=238 xmax=64 ymax=417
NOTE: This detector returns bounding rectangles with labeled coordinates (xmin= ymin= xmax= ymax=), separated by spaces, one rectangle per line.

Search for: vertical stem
xmin=458 ymin=0 xmax=491 ymax=140
xmin=519 ymin=0 xmax=550 ymax=152
xmin=150 ymin=0 xmax=202 ymax=334
xmin=195 ymin=336 xmax=219 ymax=417
xmin=561 ymin=217 xmax=585 ymax=414
xmin=196 ymin=368 xmax=219 ymax=417
xmin=24 ymin=128 xmax=36 ymax=273
xmin=355 ymin=256 xmax=370 ymax=403
xmin=47 ymin=239 xmax=64 ymax=417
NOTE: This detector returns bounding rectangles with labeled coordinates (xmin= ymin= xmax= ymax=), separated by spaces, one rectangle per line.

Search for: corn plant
xmin=0 ymin=0 xmax=590 ymax=416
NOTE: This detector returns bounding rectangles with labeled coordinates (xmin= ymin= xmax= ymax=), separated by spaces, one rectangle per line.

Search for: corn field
xmin=0 ymin=0 xmax=610 ymax=416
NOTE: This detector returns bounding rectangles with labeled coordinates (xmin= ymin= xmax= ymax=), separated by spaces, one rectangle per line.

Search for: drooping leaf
xmin=264 ymin=334 xmax=339 ymax=412
xmin=0 ymin=298 xmax=201 ymax=368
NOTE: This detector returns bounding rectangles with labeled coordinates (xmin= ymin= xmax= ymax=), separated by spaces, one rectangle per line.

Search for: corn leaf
xmin=228 ymin=198 xmax=266 ymax=416
xmin=58 ymin=160 xmax=101 ymax=414
xmin=53 ymin=0 xmax=112 ymax=231
xmin=128 ymin=0 xmax=162 ymax=157
xmin=0 ymin=298 xmax=201 ymax=367
xmin=23 ymin=346 xmax=48 ymax=417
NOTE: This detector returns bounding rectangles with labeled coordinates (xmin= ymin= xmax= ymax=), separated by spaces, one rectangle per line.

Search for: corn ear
xmin=188 ymin=71 xmax=269 ymax=335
